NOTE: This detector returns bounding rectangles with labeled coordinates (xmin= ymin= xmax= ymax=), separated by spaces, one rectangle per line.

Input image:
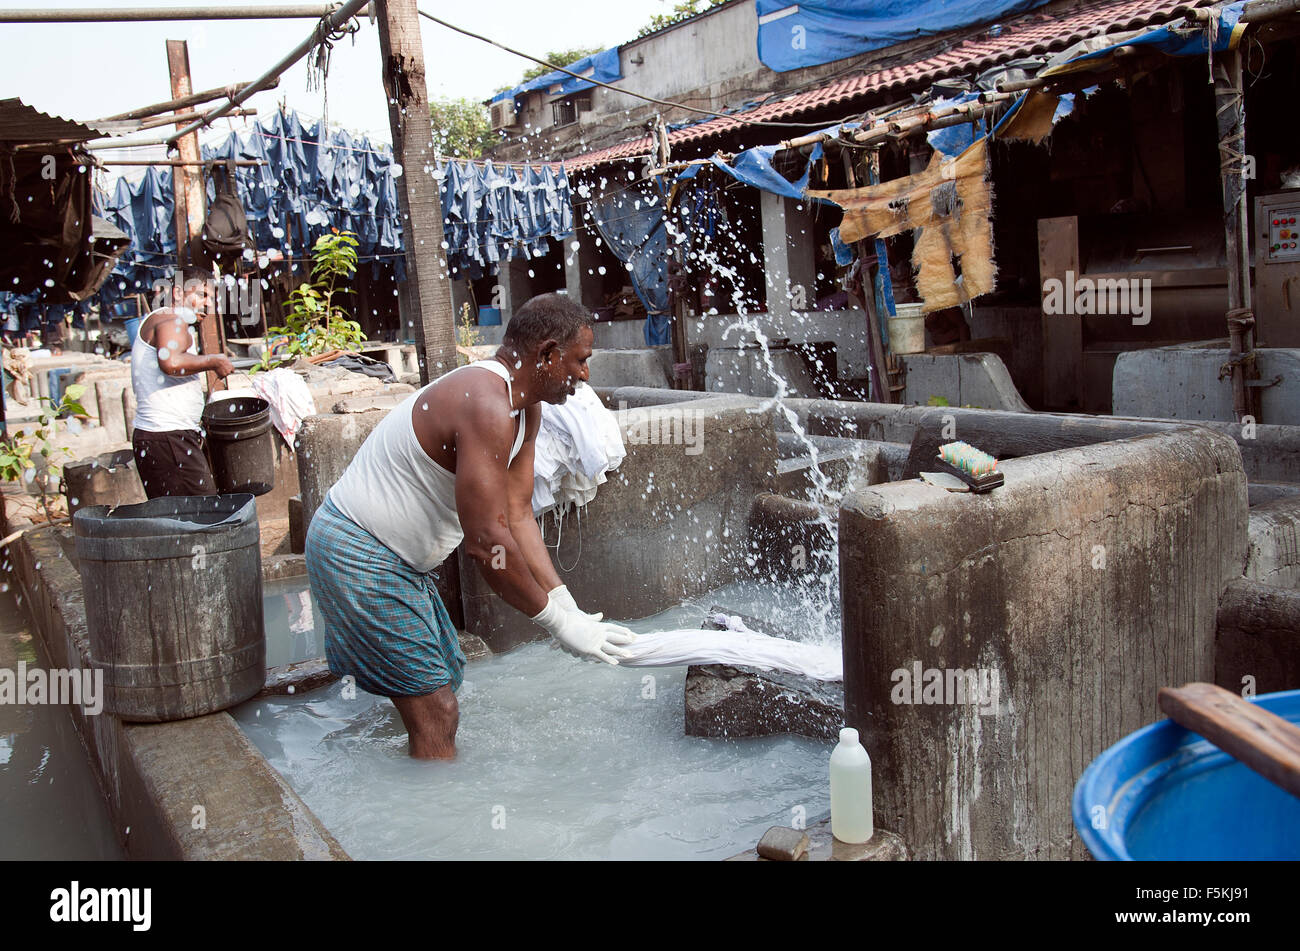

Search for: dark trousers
xmin=132 ymin=429 xmax=218 ymax=499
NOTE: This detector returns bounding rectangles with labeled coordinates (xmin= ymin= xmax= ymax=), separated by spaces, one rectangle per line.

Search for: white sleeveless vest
xmin=130 ymin=308 xmax=205 ymax=434
xmin=327 ymin=360 xmax=526 ymax=571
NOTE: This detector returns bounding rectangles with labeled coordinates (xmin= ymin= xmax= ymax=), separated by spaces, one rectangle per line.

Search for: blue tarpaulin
xmin=1039 ymin=0 xmax=1245 ymax=78
xmin=756 ymin=0 xmax=1052 ymax=72
xmin=709 ymin=141 xmax=826 ymax=198
xmin=490 ymin=48 xmax=623 ymax=106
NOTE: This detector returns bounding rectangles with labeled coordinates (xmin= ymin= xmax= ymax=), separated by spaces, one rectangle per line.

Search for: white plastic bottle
xmin=830 ymin=727 xmax=874 ymax=844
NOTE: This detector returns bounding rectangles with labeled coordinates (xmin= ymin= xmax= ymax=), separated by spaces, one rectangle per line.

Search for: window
xmin=552 ymin=99 xmax=577 ymax=127
xmin=552 ymin=94 xmax=592 ymax=128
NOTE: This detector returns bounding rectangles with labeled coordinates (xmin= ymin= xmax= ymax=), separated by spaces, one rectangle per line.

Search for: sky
xmin=0 ymin=0 xmax=677 ymax=151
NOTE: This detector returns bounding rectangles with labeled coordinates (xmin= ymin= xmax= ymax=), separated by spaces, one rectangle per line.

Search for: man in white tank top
xmin=306 ymin=293 xmax=637 ymax=759
xmin=130 ymin=276 xmax=234 ymax=498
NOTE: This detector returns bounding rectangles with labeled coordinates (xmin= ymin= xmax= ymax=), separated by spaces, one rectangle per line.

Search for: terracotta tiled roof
xmin=561 ymin=0 xmax=1211 ymax=169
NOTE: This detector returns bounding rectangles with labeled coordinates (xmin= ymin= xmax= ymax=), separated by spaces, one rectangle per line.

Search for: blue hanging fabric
xmin=96 ymin=107 xmax=410 ymax=311
xmin=437 ymin=159 xmax=576 ymax=282
xmin=589 ymin=179 xmax=673 ymax=346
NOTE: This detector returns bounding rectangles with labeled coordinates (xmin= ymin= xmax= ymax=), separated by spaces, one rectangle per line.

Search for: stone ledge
xmin=3 ymin=516 xmax=350 ymax=860
xmin=726 ymin=818 xmax=908 ymax=861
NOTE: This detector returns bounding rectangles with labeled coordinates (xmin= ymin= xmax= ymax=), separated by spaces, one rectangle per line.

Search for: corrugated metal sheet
xmin=562 ymin=0 xmax=1214 ymax=169
xmin=0 ymin=98 xmax=138 ymax=144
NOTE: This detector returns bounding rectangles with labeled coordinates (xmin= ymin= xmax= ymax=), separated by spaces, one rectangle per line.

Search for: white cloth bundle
xmin=250 ymin=367 xmax=317 ymax=448
xmin=618 ymin=614 xmax=842 ymax=682
xmin=532 ymin=382 xmax=626 ymax=514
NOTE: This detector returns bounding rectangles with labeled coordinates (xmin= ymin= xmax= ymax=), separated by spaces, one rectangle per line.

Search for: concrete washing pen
xmin=830 ymin=727 xmax=874 ymax=844
xmin=933 ymin=441 xmax=1005 ymax=493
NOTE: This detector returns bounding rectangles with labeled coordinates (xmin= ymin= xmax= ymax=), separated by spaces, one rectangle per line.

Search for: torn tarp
xmin=807 ymin=137 xmax=996 ymax=313
xmin=1039 ymin=0 xmax=1246 ymax=80
xmin=709 ymin=141 xmax=826 ymax=199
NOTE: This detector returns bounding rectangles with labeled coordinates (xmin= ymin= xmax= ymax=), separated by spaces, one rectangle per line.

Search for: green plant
xmin=255 ymin=230 xmax=364 ymax=371
xmin=926 ymin=395 xmax=951 ymax=407
xmin=0 ymin=385 xmax=89 ymax=522
xmin=637 ymin=0 xmax=727 ymax=37
xmin=429 ymin=97 xmax=501 ymax=159
xmin=456 ymin=302 xmax=482 ymax=367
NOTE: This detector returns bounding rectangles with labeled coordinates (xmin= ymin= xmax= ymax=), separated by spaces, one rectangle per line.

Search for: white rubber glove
xmin=549 ymin=584 xmax=602 ymax=621
xmin=549 ymin=585 xmax=639 ymax=642
xmin=532 ymin=591 xmax=637 ymax=665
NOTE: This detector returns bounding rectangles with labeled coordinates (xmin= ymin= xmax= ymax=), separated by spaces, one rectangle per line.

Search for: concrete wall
xmin=1216 ymin=578 xmax=1300 ymax=696
xmin=1113 ymin=346 xmax=1300 ymax=424
xmin=792 ymin=399 xmax=1300 ymax=486
xmin=4 ymin=521 xmax=347 ymax=860
xmin=1246 ymin=497 xmax=1300 ymax=589
xmin=460 ymin=396 xmax=778 ymax=651
xmin=689 ymin=311 xmax=870 ymax=380
xmin=295 ymin=410 xmax=390 ymax=529
xmin=586 ymin=348 xmax=671 ymax=388
xmin=839 ymin=426 xmax=1248 ymax=860
xmin=900 ymin=353 xmax=1031 ymax=412
xmin=472 ymin=309 xmax=872 ymax=385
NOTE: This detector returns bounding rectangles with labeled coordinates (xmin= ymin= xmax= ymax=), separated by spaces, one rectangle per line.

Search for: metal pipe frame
xmin=0 ymin=5 xmax=360 ymax=22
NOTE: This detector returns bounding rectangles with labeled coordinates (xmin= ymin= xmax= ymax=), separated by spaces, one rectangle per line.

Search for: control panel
xmin=1254 ymin=190 xmax=1300 ymax=347
xmin=1263 ymin=200 xmax=1300 ymax=262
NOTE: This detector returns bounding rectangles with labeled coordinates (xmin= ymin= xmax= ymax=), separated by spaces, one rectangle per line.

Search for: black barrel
xmin=73 ymin=494 xmax=266 ymax=722
xmin=202 ymin=395 xmax=275 ymax=496
xmin=62 ymin=449 xmax=147 ymax=517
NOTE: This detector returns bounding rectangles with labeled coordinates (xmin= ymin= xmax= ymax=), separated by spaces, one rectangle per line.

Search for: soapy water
xmin=239 ymin=165 xmax=853 ymax=858
xmin=0 ymin=588 xmax=123 ymax=860
xmin=237 ymin=582 xmax=837 ymax=860
xmin=263 ymin=577 xmax=325 ymax=668
xmin=666 ymin=210 xmax=854 ymax=645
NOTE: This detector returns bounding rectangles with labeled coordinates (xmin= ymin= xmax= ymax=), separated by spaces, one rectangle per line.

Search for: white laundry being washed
xmin=617 ymin=614 xmax=842 ymax=682
xmin=533 ymin=382 xmax=626 ymax=514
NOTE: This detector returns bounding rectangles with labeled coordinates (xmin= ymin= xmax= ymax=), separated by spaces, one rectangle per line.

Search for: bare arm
xmin=151 ymin=314 xmax=233 ymax=378
xmin=506 ymin=404 xmax=563 ymax=593
xmin=453 ymin=394 xmax=551 ymax=617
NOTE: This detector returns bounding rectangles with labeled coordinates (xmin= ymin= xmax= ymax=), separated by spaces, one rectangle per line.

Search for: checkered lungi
xmin=305 ymin=495 xmax=465 ymax=698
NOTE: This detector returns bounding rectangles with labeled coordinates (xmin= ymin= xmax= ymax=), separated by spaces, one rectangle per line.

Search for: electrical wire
xmin=416 ymin=7 xmax=827 ymax=131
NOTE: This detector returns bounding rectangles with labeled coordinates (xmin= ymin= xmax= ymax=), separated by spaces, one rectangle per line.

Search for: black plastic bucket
xmin=202 ymin=395 xmax=275 ymax=496
xmin=62 ymin=448 xmax=147 ymax=517
xmin=74 ymin=493 xmax=265 ymax=722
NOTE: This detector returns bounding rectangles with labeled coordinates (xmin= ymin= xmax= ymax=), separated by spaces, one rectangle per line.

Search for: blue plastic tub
xmin=477 ymin=305 xmax=501 ymax=326
xmin=124 ymin=316 xmax=143 ymax=346
xmin=1073 ymin=688 xmax=1300 ymax=860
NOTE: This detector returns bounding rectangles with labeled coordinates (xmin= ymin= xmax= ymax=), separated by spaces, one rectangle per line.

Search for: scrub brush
xmin=935 ymin=441 xmax=1004 ymax=493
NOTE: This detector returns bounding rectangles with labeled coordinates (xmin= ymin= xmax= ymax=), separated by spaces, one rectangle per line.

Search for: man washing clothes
xmin=305 ymin=293 xmax=637 ymax=760
xmin=131 ymin=275 xmax=234 ymax=498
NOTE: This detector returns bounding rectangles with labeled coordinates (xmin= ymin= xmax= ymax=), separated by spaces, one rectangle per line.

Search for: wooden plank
xmin=1158 ymin=682 xmax=1300 ymax=799
xmin=166 ymin=39 xmax=226 ymax=393
xmin=1038 ymin=215 xmax=1080 ymax=411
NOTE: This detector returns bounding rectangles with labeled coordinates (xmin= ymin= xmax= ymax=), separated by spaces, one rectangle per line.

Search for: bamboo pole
xmin=137 ymin=108 xmax=256 ymax=130
xmin=98 ymin=80 xmax=277 ymax=122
